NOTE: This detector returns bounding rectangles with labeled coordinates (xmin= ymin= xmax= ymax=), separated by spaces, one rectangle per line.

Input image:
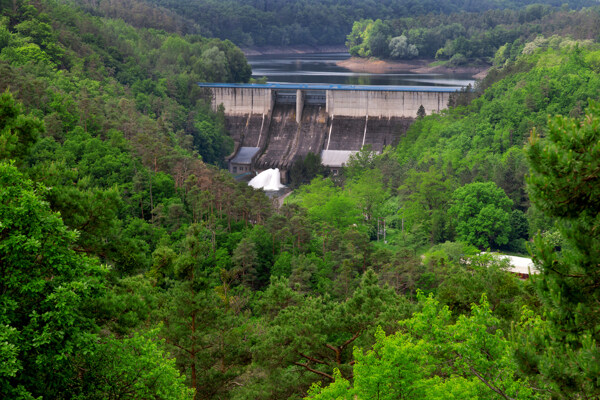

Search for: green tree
xmin=346 ymin=20 xmax=370 ymax=56
xmin=289 ymin=152 xmax=327 ymax=188
xmin=435 ymin=253 xmax=524 ymax=323
xmin=388 ymin=35 xmax=418 ymax=59
xmin=448 ymin=181 xmax=513 ymax=249
xmin=75 ymin=329 xmax=195 ymax=400
xmin=252 ymin=271 xmax=410 ymax=398
xmin=0 ymin=90 xmax=43 ymax=161
xmin=365 ymin=19 xmax=391 ymax=58
xmin=159 ymin=281 xmax=249 ymax=400
xmin=232 ymin=236 xmax=258 ymax=287
xmin=343 ymin=145 xmax=377 ymax=179
xmin=291 ymin=177 xmax=361 ymax=230
xmin=346 ymin=168 xmax=388 ymax=222
xmin=197 ymin=46 xmax=229 ymax=82
xmin=522 ymin=101 xmax=600 ymax=398
xmin=0 ymin=162 xmax=104 ymax=398
xmin=398 ymin=167 xmax=456 ymax=245
xmin=307 ymin=293 xmax=544 ymax=400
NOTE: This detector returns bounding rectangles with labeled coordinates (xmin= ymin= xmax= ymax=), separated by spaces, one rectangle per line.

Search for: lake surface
xmin=247 ymin=53 xmax=475 ymax=88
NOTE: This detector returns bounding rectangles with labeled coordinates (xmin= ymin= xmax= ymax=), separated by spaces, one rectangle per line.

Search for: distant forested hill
xmin=346 ymin=6 xmax=600 ymax=64
xmin=81 ymin=0 xmax=597 ymax=47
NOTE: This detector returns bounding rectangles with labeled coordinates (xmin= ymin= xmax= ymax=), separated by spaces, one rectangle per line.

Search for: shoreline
xmin=337 ymin=57 xmax=490 ymax=80
xmin=242 ymin=45 xmax=347 ymax=56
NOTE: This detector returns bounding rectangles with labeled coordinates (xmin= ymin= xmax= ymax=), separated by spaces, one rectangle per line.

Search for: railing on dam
xmin=274 ymin=90 xmax=326 ymax=105
xmin=275 ymin=93 xmax=296 ymax=104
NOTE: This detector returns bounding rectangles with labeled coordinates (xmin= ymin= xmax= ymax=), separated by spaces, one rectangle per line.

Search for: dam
xmin=198 ymin=83 xmax=456 ymax=179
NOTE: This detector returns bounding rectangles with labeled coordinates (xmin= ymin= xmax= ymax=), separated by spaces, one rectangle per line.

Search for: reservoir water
xmin=247 ymin=52 xmax=475 ymax=88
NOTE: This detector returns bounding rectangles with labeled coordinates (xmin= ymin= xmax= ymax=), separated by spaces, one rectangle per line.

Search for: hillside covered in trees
xmin=346 ymin=5 xmax=600 ymax=65
xmin=73 ymin=0 xmax=599 ymax=48
xmin=1 ymin=0 xmax=600 ymax=399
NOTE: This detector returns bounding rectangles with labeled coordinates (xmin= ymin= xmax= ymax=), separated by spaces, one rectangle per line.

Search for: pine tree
xmin=523 ymin=101 xmax=600 ymax=398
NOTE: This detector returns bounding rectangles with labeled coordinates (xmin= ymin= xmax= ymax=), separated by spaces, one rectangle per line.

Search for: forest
xmin=1 ymin=0 xmax=600 ymax=399
xmin=346 ymin=5 xmax=600 ymax=64
xmin=73 ymin=0 xmax=598 ymax=48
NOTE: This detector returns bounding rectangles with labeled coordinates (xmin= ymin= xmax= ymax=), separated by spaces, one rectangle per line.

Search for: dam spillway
xmin=255 ymin=103 xmax=298 ymax=169
xmin=255 ymin=103 xmax=329 ymax=170
xmin=198 ymin=83 xmax=457 ymax=178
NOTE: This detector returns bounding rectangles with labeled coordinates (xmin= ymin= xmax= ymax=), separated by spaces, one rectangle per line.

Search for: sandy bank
xmin=337 ymin=57 xmax=490 ymax=80
xmin=242 ymin=45 xmax=347 ymax=56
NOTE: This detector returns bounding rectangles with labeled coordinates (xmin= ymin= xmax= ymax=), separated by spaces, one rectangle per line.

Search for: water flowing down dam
xmin=255 ymin=103 xmax=298 ymax=170
xmin=198 ymin=83 xmax=458 ymax=179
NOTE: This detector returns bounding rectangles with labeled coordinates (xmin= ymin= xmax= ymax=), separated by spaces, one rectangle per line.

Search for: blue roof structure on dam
xmin=197 ymin=82 xmax=461 ymax=92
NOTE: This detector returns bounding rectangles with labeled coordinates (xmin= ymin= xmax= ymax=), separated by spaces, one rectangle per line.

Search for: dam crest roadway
xmin=198 ymin=83 xmax=460 ymax=180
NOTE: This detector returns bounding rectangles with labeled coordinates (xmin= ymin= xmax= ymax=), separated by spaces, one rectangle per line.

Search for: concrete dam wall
xmin=326 ymin=90 xmax=449 ymax=118
xmin=211 ymin=85 xmax=450 ymax=118
xmin=200 ymin=83 xmax=456 ymax=177
xmin=213 ymin=87 xmax=273 ymax=115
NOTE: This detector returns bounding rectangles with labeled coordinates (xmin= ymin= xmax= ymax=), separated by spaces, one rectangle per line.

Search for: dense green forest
xmin=2 ymin=0 xmax=600 ymax=399
xmin=346 ymin=6 xmax=600 ymax=64
xmin=288 ymin=36 xmax=600 ymax=255
xmin=73 ymin=0 xmax=598 ymax=47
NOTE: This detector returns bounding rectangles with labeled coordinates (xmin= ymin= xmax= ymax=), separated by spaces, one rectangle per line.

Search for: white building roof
xmin=483 ymin=253 xmax=539 ymax=275
xmin=321 ymin=150 xmax=357 ymax=168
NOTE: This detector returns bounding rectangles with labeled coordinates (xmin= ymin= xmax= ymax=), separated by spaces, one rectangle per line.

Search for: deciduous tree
xmin=0 ymin=162 xmax=104 ymax=398
xmin=307 ymin=293 xmax=544 ymax=400
xmin=449 ymin=181 xmax=513 ymax=249
xmin=0 ymin=90 xmax=43 ymax=161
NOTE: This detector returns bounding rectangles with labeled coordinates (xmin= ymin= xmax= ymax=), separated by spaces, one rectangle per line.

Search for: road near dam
xmin=198 ymin=83 xmax=458 ymax=180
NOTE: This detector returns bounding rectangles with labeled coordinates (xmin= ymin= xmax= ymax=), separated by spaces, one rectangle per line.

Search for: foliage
xmin=131 ymin=0 xmax=598 ymax=48
xmin=389 ymin=35 xmax=419 ymax=59
xmin=289 ymin=152 xmax=328 ymax=189
xmin=0 ymin=1 xmax=258 ymax=397
xmin=248 ymin=271 xmax=412 ymax=399
xmin=74 ymin=329 xmax=195 ymax=400
xmin=0 ymin=90 xmax=43 ymax=161
xmin=158 ymin=281 xmax=250 ymax=398
xmin=346 ymin=7 xmax=600 ymax=62
xmin=290 ymin=177 xmax=360 ymax=230
xmin=448 ymin=181 xmax=513 ymax=249
xmin=523 ymin=101 xmax=600 ymax=398
xmin=434 ymin=252 xmax=525 ymax=323
xmin=0 ymin=162 xmax=105 ymax=398
xmin=392 ymin=43 xmax=600 ymax=250
xmin=307 ymin=293 xmax=544 ymax=400
xmin=342 ymin=145 xmax=377 ymax=179
xmin=2 ymin=1 xmax=600 ymax=399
